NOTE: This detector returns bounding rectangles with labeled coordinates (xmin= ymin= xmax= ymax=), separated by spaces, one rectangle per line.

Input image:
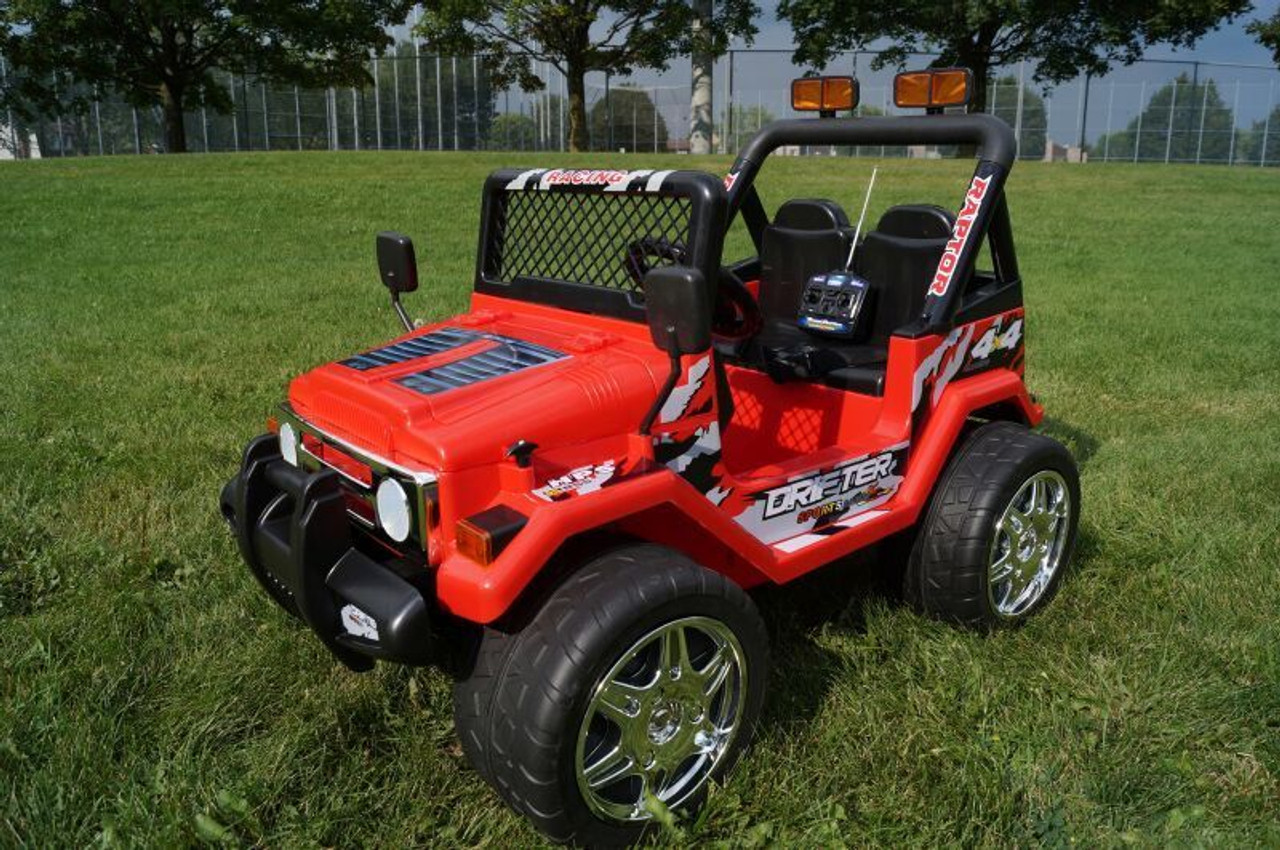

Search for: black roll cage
xmin=723 ymin=113 xmax=1021 ymax=336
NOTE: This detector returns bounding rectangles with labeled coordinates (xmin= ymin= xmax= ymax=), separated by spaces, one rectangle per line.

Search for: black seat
xmin=758 ymin=199 xmax=851 ymax=325
xmin=851 ymin=204 xmax=956 ymax=342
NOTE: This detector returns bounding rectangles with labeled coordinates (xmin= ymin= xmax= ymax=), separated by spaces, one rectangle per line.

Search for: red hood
xmin=288 ymin=308 xmax=664 ymax=472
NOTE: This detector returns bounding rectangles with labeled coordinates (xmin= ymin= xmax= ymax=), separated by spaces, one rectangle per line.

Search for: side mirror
xmin=642 ymin=266 xmax=711 ymax=356
xmin=376 ymin=231 xmax=418 ymax=332
xmin=376 ymin=231 xmax=419 ymax=294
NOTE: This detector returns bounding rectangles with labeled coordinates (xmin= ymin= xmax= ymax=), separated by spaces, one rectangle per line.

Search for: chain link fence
xmin=3 ymin=48 xmax=1277 ymax=165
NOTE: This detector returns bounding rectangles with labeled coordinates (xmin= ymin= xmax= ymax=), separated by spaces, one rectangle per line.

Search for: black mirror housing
xmin=642 ymin=266 xmax=711 ymax=355
xmin=376 ymin=231 xmax=419 ymax=294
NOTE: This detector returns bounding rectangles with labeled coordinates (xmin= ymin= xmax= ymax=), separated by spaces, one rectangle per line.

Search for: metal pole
xmin=1077 ymin=73 xmax=1091 ymax=151
xmin=1195 ymin=80 xmax=1210 ymax=164
xmin=1227 ymin=80 xmax=1240 ymax=165
xmin=1103 ymin=80 xmax=1114 ymax=162
xmin=606 ymin=72 xmax=613 ymax=151
xmin=452 ymin=56 xmax=459 ymax=151
xmin=95 ymin=94 xmax=105 ymax=155
xmin=727 ymin=50 xmax=735 ymax=152
xmin=261 ymin=83 xmax=270 ymax=150
xmin=1262 ymin=79 xmax=1275 ymax=167
xmin=653 ymin=87 xmax=659 ymax=153
xmin=1014 ymin=60 xmax=1026 ymax=150
xmin=230 ymin=73 xmax=239 ymax=152
xmin=394 ymin=46 xmax=402 ymax=149
xmin=373 ymin=56 xmax=383 ymax=149
xmin=352 ymin=86 xmax=360 ymax=150
xmin=632 ymin=98 xmax=637 ymax=151
xmin=416 ymin=42 xmax=424 ymax=150
xmin=559 ymin=71 xmax=565 ymax=151
xmin=132 ymin=107 xmax=141 ymax=154
xmin=1164 ymin=79 xmax=1177 ymax=163
xmin=473 ymin=55 xmax=480 ymax=151
xmin=324 ymin=87 xmax=332 ymax=149
xmin=201 ymin=105 xmax=209 ymax=152
xmin=1134 ymin=80 xmax=1146 ymax=163
xmin=294 ymin=86 xmax=303 ymax=150
xmin=435 ymin=56 xmax=444 ymax=150
xmin=241 ymin=75 xmax=251 ymax=150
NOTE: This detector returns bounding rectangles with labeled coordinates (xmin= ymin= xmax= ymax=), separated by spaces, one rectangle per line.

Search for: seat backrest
xmin=854 ymin=205 xmax=956 ymax=340
xmin=759 ymin=199 xmax=850 ymax=323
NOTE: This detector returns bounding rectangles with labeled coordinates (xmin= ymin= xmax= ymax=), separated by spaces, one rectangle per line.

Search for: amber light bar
xmin=791 ymin=76 xmax=860 ymax=113
xmin=893 ymin=68 xmax=973 ymax=110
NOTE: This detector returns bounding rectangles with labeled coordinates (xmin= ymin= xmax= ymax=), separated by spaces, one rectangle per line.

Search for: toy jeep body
xmin=222 ymin=84 xmax=1079 ymax=845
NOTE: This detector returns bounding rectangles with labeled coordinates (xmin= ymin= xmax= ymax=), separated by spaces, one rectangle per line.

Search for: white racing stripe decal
xmin=504 ymin=169 xmax=542 ymax=191
xmin=773 ymin=510 xmax=889 ymax=553
xmin=645 ymin=170 xmax=675 ymax=192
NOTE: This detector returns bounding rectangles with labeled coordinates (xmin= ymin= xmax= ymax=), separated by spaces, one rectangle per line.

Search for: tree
xmin=590 ymin=85 xmax=667 ymax=151
xmin=417 ymin=0 xmax=756 ymax=152
xmin=1248 ymin=8 xmax=1280 ymax=65
xmin=1092 ymin=74 xmax=1236 ymax=163
xmin=778 ymin=0 xmax=1249 ymax=118
xmin=0 ymin=0 xmax=413 ymax=153
xmin=1235 ymin=103 xmax=1280 ymax=166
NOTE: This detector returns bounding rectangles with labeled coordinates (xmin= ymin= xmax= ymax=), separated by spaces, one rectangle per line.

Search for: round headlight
xmin=278 ymin=423 xmax=299 ymax=466
xmin=376 ymin=477 xmax=412 ymax=542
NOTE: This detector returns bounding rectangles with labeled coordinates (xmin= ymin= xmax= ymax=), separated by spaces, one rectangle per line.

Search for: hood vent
xmin=396 ymin=339 xmax=567 ymax=396
xmin=341 ymin=327 xmax=479 ymax=371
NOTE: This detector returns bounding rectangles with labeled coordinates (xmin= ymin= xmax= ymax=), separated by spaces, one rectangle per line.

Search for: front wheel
xmin=906 ymin=421 xmax=1081 ymax=629
xmin=453 ymin=544 xmax=769 ymax=846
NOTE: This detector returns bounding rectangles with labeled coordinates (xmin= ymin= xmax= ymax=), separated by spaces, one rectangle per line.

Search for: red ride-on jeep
xmin=221 ymin=69 xmax=1080 ymax=845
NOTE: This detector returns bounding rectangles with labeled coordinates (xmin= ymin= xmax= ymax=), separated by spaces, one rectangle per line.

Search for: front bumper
xmin=219 ymin=434 xmax=433 ymax=671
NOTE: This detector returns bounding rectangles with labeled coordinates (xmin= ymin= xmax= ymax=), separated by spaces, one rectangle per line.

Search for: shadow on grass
xmin=749 ymin=534 xmax=911 ymax=733
xmin=1040 ymin=416 xmax=1100 ymax=465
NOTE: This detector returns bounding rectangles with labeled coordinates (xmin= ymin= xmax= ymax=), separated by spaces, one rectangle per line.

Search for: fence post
xmin=373 ymin=56 xmax=383 ymax=150
xmin=1102 ymin=80 xmax=1114 ymax=162
xmin=473 ymin=55 xmax=480 ymax=151
xmin=1077 ymin=72 xmax=1091 ymax=151
xmin=416 ymin=44 xmax=424 ymax=150
xmin=727 ymin=49 xmax=735 ymax=153
xmin=1262 ymin=79 xmax=1275 ymax=167
xmin=261 ymin=83 xmax=270 ymax=150
xmin=1227 ymin=80 xmax=1240 ymax=165
xmin=132 ymin=107 xmax=141 ymax=154
xmin=653 ymin=86 xmax=659 ymax=153
xmin=436 ymin=56 xmax=444 ymax=150
xmin=1133 ymin=80 xmax=1145 ymax=163
xmin=393 ymin=46 xmax=402 ymax=149
xmin=201 ymin=105 xmax=209 ymax=152
xmin=1164 ymin=79 xmax=1177 ymax=163
xmin=1014 ymin=60 xmax=1026 ymax=151
xmin=452 ymin=57 xmax=459 ymax=150
xmin=1195 ymin=81 xmax=1209 ymax=163
xmin=95 ymin=93 xmax=105 ymax=156
xmin=559 ymin=71 xmax=566 ymax=151
xmin=229 ymin=73 xmax=239 ymax=152
xmin=352 ymin=86 xmax=360 ymax=150
xmin=293 ymin=86 xmax=302 ymax=150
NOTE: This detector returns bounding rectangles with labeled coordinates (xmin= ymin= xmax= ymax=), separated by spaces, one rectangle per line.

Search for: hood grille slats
xmin=396 ymin=339 xmax=566 ymax=396
xmin=340 ymin=327 xmax=479 ymax=371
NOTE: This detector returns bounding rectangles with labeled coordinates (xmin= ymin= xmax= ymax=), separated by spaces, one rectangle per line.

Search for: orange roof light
xmin=894 ymin=68 xmax=973 ymax=109
xmin=791 ymin=76 xmax=860 ymax=113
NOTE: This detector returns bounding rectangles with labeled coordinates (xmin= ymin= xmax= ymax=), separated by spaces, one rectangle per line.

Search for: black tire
xmin=453 ymin=543 xmax=769 ymax=847
xmin=905 ymin=421 xmax=1080 ymax=629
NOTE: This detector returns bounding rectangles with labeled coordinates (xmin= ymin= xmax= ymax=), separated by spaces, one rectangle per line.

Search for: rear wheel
xmin=906 ymin=421 xmax=1080 ymax=628
xmin=453 ymin=544 xmax=769 ymax=846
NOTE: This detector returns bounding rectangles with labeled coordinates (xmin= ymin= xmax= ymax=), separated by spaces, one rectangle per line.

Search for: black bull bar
xmin=219 ymin=434 xmax=433 ymax=671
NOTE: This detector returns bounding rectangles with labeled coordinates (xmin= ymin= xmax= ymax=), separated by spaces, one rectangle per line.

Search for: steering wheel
xmin=625 ymin=238 xmax=762 ymax=343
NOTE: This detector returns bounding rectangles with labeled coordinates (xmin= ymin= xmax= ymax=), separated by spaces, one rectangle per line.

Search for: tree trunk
xmin=689 ymin=0 xmax=714 ymax=155
xmin=160 ymin=80 xmax=187 ymax=153
xmin=566 ymin=63 xmax=587 ymax=152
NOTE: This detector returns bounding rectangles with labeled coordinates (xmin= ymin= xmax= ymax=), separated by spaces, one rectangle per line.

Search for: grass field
xmin=2 ymin=150 xmax=1278 ymax=848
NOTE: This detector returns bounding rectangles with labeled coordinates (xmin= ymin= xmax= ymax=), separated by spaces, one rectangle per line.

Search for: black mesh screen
xmin=485 ymin=191 xmax=693 ymax=294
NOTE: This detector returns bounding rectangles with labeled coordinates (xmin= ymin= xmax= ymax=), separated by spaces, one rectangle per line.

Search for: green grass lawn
xmin=2 ymin=151 xmax=1278 ymax=847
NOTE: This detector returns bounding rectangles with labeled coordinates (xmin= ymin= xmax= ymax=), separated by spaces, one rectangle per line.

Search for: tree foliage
xmin=589 ymin=85 xmax=667 ymax=151
xmin=416 ymin=0 xmax=756 ymax=151
xmin=778 ymin=0 xmax=1249 ymax=115
xmin=1247 ymin=8 xmax=1280 ymax=65
xmin=1093 ymin=74 xmax=1237 ymax=163
xmin=0 ymin=0 xmax=413 ymax=153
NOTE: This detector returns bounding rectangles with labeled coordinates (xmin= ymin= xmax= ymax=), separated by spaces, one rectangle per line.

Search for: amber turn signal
xmin=791 ymin=76 xmax=859 ymax=113
xmin=456 ymin=504 xmax=527 ymax=566
xmin=893 ymin=68 xmax=973 ymax=109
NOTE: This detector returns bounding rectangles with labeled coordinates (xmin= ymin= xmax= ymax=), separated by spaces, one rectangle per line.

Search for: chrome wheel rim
xmin=575 ymin=616 xmax=747 ymax=823
xmin=988 ymin=470 xmax=1071 ymax=619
